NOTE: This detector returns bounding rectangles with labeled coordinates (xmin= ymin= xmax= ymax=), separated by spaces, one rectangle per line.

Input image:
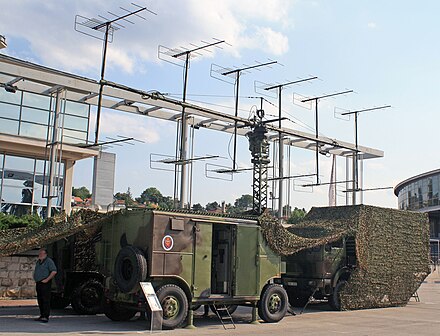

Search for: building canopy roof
xmin=0 ymin=54 xmax=384 ymax=160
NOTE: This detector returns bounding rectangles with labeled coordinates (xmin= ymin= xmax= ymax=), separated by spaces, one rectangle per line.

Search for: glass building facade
xmin=0 ymin=154 xmax=63 ymax=216
xmin=395 ymin=170 xmax=440 ymax=239
xmin=0 ymin=88 xmax=91 ymax=216
xmin=0 ymin=89 xmax=90 ymax=145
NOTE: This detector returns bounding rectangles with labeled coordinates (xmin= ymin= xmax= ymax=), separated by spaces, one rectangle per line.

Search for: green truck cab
xmin=97 ymin=209 xmax=288 ymax=329
xmin=282 ymin=236 xmax=356 ymax=310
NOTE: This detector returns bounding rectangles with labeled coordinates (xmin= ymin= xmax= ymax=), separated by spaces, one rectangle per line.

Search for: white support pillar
xmin=63 ymin=160 xmax=74 ymax=215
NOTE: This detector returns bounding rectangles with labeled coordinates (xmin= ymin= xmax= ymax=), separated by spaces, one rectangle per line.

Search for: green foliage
xmin=158 ymin=196 xmax=174 ymax=209
xmin=205 ymin=201 xmax=219 ymax=211
xmin=72 ymin=186 xmax=91 ymax=200
xmin=136 ymin=187 xmax=163 ymax=204
xmin=135 ymin=187 xmax=175 ymax=209
xmin=287 ymin=207 xmax=307 ymax=224
xmin=192 ymin=203 xmax=205 ymax=212
xmin=114 ymin=188 xmax=135 ymax=206
xmin=0 ymin=212 xmax=43 ymax=230
xmin=234 ymin=194 xmax=252 ymax=209
xmin=227 ymin=194 xmax=253 ymax=214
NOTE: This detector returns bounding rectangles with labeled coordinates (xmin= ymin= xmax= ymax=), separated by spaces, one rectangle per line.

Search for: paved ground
xmin=1 ymin=269 xmax=439 ymax=336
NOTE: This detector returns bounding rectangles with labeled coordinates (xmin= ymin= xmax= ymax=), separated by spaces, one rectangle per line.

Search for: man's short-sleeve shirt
xmin=33 ymin=257 xmax=57 ymax=282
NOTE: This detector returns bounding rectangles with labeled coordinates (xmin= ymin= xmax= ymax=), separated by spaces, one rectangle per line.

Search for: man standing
xmin=33 ymin=247 xmax=57 ymax=323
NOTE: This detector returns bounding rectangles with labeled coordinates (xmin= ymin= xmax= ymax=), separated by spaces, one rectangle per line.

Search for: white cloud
xmin=0 ymin=0 xmax=294 ymax=74
xmin=367 ymin=22 xmax=377 ymax=29
xmin=89 ymin=110 xmax=171 ymax=144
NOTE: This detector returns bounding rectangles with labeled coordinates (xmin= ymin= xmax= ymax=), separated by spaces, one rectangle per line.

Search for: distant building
xmin=395 ymin=169 xmax=440 ymax=238
xmin=395 ymin=170 xmax=440 ymax=263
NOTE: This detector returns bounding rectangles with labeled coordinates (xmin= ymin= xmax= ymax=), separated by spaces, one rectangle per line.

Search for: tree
xmin=72 ymin=186 xmax=91 ymax=200
xmin=228 ymin=194 xmax=253 ymax=214
xmin=287 ymin=207 xmax=307 ymax=224
xmin=159 ymin=196 xmax=174 ymax=209
xmin=206 ymin=201 xmax=219 ymax=211
xmin=114 ymin=188 xmax=135 ymax=206
xmin=136 ymin=187 xmax=163 ymax=205
xmin=192 ymin=203 xmax=204 ymax=212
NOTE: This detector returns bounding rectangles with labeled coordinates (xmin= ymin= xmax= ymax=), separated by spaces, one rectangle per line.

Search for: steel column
xmin=178 ymin=54 xmax=190 ymax=209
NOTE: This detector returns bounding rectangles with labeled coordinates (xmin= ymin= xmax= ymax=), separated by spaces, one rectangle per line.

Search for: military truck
xmin=281 ymin=236 xmax=356 ymax=310
xmin=97 ymin=208 xmax=288 ymax=329
xmin=48 ymin=229 xmax=105 ymax=315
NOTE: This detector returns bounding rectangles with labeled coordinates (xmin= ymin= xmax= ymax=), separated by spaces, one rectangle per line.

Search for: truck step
xmin=212 ymin=304 xmax=236 ymax=330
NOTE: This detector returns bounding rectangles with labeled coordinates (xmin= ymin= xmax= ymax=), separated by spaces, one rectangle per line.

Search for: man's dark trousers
xmin=36 ymin=281 xmax=51 ymax=319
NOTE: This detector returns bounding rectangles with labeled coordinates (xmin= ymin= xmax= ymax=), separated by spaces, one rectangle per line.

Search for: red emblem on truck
xmin=162 ymin=235 xmax=174 ymax=251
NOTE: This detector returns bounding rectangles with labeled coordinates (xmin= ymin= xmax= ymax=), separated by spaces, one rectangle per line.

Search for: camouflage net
xmin=0 ymin=209 xmax=112 ymax=257
xmin=259 ymin=205 xmax=430 ymax=310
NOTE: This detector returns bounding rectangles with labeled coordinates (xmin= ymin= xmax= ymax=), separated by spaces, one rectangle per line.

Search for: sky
xmin=1 ymin=0 xmax=439 ymax=210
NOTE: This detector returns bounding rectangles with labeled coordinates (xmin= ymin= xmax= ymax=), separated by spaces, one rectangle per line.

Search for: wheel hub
xmin=268 ymin=293 xmax=281 ymax=313
xmin=162 ymin=296 xmax=179 ymax=319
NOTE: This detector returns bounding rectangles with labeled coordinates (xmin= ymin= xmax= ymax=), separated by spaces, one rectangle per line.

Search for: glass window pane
xmin=0 ymin=89 xmax=22 ymax=105
xmin=21 ymin=106 xmax=51 ymax=125
xmin=19 ymin=122 xmax=49 ymax=139
xmin=4 ymin=154 xmax=35 ymax=173
xmin=22 ymin=92 xmax=50 ymax=110
xmin=63 ymin=100 xmax=89 ymax=118
xmin=0 ymin=118 xmax=19 ymax=135
xmin=63 ymin=129 xmax=87 ymax=144
xmin=63 ymin=114 xmax=88 ymax=132
xmin=0 ymin=101 xmax=21 ymax=119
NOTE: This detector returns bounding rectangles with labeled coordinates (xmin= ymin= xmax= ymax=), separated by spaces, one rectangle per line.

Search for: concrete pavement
xmin=0 ymin=269 xmax=439 ymax=335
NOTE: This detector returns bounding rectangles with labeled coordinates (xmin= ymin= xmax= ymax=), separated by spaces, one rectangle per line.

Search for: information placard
xmin=140 ymin=282 xmax=163 ymax=331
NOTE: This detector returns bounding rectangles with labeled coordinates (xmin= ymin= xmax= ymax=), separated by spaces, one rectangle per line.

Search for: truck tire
xmin=210 ymin=304 xmax=238 ymax=316
xmin=50 ymin=294 xmax=70 ymax=309
xmin=71 ymin=279 xmax=104 ymax=315
xmin=156 ymin=284 xmax=188 ymax=329
xmin=329 ymin=280 xmax=347 ymax=311
xmin=114 ymin=246 xmax=147 ymax=293
xmin=104 ymin=300 xmax=137 ymax=321
xmin=258 ymin=284 xmax=288 ymax=323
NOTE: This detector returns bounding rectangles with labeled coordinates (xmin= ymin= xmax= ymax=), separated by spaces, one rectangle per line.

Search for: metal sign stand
xmin=140 ymin=282 xmax=163 ymax=332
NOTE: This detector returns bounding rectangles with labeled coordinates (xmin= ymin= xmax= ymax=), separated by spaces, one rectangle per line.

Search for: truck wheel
xmin=114 ymin=246 xmax=147 ymax=293
xmin=258 ymin=284 xmax=288 ymax=323
xmin=71 ymin=279 xmax=104 ymax=315
xmin=104 ymin=300 xmax=137 ymax=321
xmin=210 ymin=304 xmax=238 ymax=316
xmin=50 ymin=294 xmax=70 ymax=309
xmin=156 ymin=284 xmax=188 ymax=329
xmin=329 ymin=280 xmax=347 ymax=311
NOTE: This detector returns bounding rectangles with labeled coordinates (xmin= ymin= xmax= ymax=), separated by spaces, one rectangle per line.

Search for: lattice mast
xmin=246 ymin=106 xmax=271 ymax=215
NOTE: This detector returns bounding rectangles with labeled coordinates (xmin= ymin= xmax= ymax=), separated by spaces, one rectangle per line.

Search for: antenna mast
xmin=211 ymin=60 xmax=278 ymax=171
xmin=159 ymin=39 xmax=227 ymax=209
xmin=262 ymin=76 xmax=318 ymax=218
xmin=301 ymin=89 xmax=353 ymax=185
xmin=340 ymin=104 xmax=391 ymax=203
xmin=75 ymin=3 xmax=156 ymax=144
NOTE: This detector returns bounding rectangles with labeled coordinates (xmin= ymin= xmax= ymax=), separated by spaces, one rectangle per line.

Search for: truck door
xmin=192 ymin=222 xmax=212 ymax=298
xmin=234 ymin=225 xmax=259 ymax=297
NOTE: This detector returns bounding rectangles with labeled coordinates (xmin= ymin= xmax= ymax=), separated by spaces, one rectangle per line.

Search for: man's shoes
xmin=39 ymin=317 xmax=49 ymax=323
xmin=34 ymin=316 xmax=43 ymax=321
